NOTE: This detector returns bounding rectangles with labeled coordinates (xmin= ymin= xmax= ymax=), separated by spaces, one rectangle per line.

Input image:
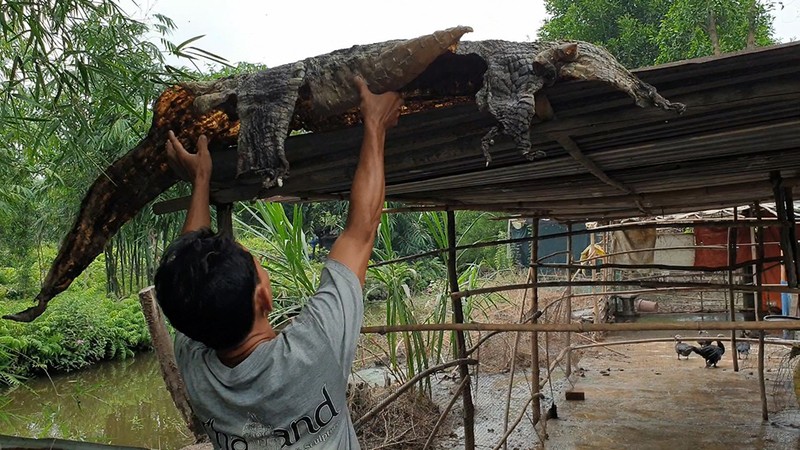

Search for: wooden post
xmin=138 ymin=287 xmax=207 ymax=443
xmin=784 ymin=186 xmax=800 ymax=285
xmin=530 ymin=219 xmax=542 ymax=429
xmin=772 ymin=172 xmax=798 ymax=287
xmin=729 ymin=207 xmax=740 ymax=372
xmin=446 ymin=211 xmax=475 ymax=450
xmin=590 ymin=231 xmax=599 ymax=324
xmin=754 ymin=201 xmax=769 ymax=421
xmin=216 ymin=203 xmax=233 ymax=237
xmin=565 ymin=222 xmax=573 ymax=379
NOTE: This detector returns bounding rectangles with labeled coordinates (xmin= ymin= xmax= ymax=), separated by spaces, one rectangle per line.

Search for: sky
xmin=123 ymin=0 xmax=800 ymax=69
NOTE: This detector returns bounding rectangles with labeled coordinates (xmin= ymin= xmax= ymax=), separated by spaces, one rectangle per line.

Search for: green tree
xmin=539 ymin=0 xmax=777 ymax=68
xmin=656 ymin=0 xmax=776 ymax=63
xmin=0 ymin=1 xmax=225 ymax=297
xmin=539 ymin=0 xmax=671 ymax=68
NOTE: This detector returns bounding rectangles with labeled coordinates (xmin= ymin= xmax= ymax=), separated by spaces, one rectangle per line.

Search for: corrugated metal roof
xmin=205 ymin=42 xmax=800 ymax=221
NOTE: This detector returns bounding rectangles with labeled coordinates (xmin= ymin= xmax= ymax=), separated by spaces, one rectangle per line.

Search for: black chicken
xmin=696 ymin=330 xmax=713 ymax=347
xmin=693 ymin=335 xmax=725 ymax=368
xmin=674 ymin=335 xmax=698 ymax=360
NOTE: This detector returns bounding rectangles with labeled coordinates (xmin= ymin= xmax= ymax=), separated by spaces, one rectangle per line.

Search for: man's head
xmin=154 ymin=228 xmax=271 ymax=350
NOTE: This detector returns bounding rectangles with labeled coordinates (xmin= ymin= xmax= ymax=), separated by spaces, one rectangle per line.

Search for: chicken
xmin=674 ymin=335 xmax=698 ymax=360
xmin=736 ymin=331 xmax=751 ymax=358
xmin=696 ymin=330 xmax=713 ymax=347
xmin=693 ymin=335 xmax=726 ymax=368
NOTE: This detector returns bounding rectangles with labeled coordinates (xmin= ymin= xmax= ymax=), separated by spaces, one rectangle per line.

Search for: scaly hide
xmin=5 ymin=26 xmax=684 ymax=322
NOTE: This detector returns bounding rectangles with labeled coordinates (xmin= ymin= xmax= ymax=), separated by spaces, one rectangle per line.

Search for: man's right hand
xmin=354 ymin=76 xmax=403 ymax=131
xmin=327 ymin=78 xmax=402 ymax=285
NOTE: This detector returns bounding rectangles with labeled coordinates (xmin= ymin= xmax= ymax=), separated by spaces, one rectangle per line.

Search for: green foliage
xmin=0 ymin=0 xmax=229 ymax=302
xmin=369 ymin=213 xmax=429 ymax=383
xmin=236 ymin=202 xmax=321 ymax=329
xmin=0 ymin=292 xmax=150 ymax=384
xmin=540 ymin=0 xmax=777 ymax=68
xmin=539 ymin=0 xmax=670 ymax=68
xmin=656 ymin=0 xmax=776 ymax=63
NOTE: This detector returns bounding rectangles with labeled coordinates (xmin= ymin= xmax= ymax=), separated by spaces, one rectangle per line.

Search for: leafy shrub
xmin=0 ymin=291 xmax=151 ymax=384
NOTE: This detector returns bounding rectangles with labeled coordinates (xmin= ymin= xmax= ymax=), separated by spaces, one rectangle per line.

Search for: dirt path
xmin=545 ymin=335 xmax=800 ymax=449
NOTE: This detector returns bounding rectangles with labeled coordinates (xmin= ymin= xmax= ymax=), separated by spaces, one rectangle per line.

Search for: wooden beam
xmin=360 ymin=319 xmax=800 ymax=335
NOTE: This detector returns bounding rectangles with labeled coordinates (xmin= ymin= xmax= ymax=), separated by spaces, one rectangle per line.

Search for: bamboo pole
xmin=565 ymin=222 xmax=573 ymax=379
xmin=445 ymin=210 xmax=475 ymax=450
xmin=530 ymin=219 xmax=542 ymax=434
xmin=452 ymin=280 xmax=800 ymax=301
xmin=540 ymin=246 xmax=783 ymax=268
xmin=772 ymin=172 xmax=798 ymax=288
xmin=729 ymin=207 xmax=740 ymax=372
xmin=784 ymin=186 xmax=800 ymax=285
xmin=758 ymin=330 xmax=768 ymax=421
xmin=361 ymin=320 xmax=800 ymax=335
xmin=570 ymin=336 xmax=795 ymax=350
xmin=500 ymin=234 xmax=536 ymax=449
xmin=754 ymin=202 xmax=769 ymax=421
xmin=369 ymin=220 xmax=784 ymax=268
xmin=591 ymin=232 xmax=599 ymax=324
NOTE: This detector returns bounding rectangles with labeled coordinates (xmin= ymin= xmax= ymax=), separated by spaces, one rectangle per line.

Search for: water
xmin=0 ymin=352 xmax=194 ymax=449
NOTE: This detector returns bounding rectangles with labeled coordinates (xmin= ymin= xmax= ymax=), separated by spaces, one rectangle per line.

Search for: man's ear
xmin=255 ymin=284 xmax=273 ymax=314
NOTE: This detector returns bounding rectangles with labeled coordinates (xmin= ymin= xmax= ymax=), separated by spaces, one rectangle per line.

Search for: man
xmin=154 ymin=77 xmax=403 ymax=449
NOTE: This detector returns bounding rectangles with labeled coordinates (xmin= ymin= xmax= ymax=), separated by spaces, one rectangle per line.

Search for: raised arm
xmin=329 ymin=77 xmax=403 ymax=285
xmin=165 ymin=131 xmax=213 ymax=234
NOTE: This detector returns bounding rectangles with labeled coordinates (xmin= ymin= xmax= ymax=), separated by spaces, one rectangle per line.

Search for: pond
xmin=0 ymin=351 xmax=194 ymax=449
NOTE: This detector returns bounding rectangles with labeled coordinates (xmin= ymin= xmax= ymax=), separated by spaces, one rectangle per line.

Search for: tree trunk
xmin=138 ymin=287 xmax=207 ymax=443
xmin=708 ymin=9 xmax=722 ymax=55
xmin=746 ymin=0 xmax=758 ymax=49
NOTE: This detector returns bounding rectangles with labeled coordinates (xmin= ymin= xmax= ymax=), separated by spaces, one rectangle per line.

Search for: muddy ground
xmin=543 ymin=330 xmax=800 ymax=450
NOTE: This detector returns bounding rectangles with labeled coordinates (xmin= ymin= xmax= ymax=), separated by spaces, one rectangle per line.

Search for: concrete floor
xmin=545 ymin=335 xmax=800 ymax=450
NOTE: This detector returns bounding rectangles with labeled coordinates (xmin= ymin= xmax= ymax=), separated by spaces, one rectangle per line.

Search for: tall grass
xmin=368 ymin=213 xmax=430 ymax=384
xmin=236 ymin=202 xmax=318 ymax=329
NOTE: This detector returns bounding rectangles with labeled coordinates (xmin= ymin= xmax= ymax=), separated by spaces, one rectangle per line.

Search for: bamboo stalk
xmin=533 ymin=256 xmax=780 ymax=274
xmin=421 ymin=376 xmax=469 ymax=450
xmin=530 ymin=219 xmax=542 ymax=435
xmin=502 ymin=256 xmax=533 ymax=450
xmin=361 ymin=320 xmax=800 ymax=335
xmin=591 ymin=232 xmax=599 ymax=325
xmin=565 ymin=222 xmax=573 ymax=379
xmin=446 ymin=210 xmax=475 ymax=450
xmin=755 ymin=200 xmax=768 ymax=423
xmin=353 ymin=358 xmax=478 ymax=429
xmin=570 ymin=336 xmax=794 ymax=350
xmin=452 ymin=280 xmax=800 ymax=301
xmin=758 ymin=330 xmax=768 ymax=421
xmin=729 ymin=208 xmax=740 ymax=372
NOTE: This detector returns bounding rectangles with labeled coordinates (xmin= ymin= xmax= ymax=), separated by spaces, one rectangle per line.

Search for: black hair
xmin=154 ymin=228 xmax=258 ymax=350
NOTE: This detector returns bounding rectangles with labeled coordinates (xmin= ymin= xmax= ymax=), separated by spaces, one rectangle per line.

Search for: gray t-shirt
xmin=175 ymin=259 xmax=364 ymax=450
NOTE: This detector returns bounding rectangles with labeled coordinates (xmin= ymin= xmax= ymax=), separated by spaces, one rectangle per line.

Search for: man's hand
xmin=354 ymin=76 xmax=403 ymax=131
xmin=166 ymin=131 xmax=213 ymax=234
xmin=166 ymin=130 xmax=212 ymax=185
